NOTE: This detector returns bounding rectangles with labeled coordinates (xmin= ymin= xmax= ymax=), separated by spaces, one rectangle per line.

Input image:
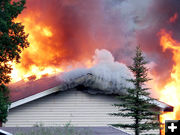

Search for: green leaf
xmin=0 ymin=0 xmax=29 ymax=123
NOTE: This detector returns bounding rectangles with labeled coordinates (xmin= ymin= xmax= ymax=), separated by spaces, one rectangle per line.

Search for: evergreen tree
xmin=111 ymin=46 xmax=160 ymax=135
xmin=0 ymin=0 xmax=29 ymax=123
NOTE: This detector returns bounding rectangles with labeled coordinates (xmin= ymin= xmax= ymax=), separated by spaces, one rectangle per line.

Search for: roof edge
xmin=10 ymin=86 xmax=60 ymax=109
xmin=108 ymin=125 xmax=131 ymax=135
xmin=0 ymin=129 xmax=13 ymax=135
xmin=9 ymin=74 xmax=174 ymax=112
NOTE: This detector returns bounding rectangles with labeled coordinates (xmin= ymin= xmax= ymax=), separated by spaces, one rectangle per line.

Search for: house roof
xmin=0 ymin=129 xmax=12 ymax=135
xmin=8 ymin=75 xmax=63 ymax=102
xmin=8 ymin=72 xmax=174 ymax=112
xmin=0 ymin=126 xmax=130 ymax=135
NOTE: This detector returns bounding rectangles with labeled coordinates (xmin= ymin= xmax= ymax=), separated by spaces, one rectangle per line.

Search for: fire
xmin=9 ymin=1 xmax=179 ymax=122
xmin=11 ymin=62 xmax=63 ymax=82
xmin=9 ymin=1 xmax=97 ymax=83
xmin=169 ymin=13 xmax=178 ymax=23
xmin=9 ymin=15 xmax=63 ymax=82
xmin=158 ymin=29 xmax=180 ymax=123
xmin=42 ymin=27 xmax=53 ymax=37
xmin=9 ymin=14 xmax=94 ymax=82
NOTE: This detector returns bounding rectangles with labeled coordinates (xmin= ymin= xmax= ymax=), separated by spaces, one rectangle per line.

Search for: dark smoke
xmin=137 ymin=0 xmax=180 ymax=86
xmin=18 ymin=0 xmax=180 ymax=87
xmin=18 ymin=0 xmax=106 ymax=70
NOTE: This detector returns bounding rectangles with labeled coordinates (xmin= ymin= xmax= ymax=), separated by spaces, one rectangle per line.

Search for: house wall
xmin=4 ymin=89 xmax=159 ymax=135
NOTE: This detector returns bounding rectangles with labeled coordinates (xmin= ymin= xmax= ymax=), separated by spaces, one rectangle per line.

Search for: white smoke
xmin=59 ymin=68 xmax=88 ymax=82
xmin=58 ymin=49 xmax=134 ymax=94
xmin=90 ymin=49 xmax=134 ymax=88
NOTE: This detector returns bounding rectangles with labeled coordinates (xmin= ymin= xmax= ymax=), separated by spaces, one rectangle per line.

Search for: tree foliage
xmin=0 ymin=0 xmax=29 ymax=123
xmin=0 ymin=84 xmax=10 ymax=123
xmin=111 ymin=46 xmax=160 ymax=135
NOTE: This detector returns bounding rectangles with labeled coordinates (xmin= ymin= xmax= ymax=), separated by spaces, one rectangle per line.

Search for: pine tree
xmin=111 ymin=46 xmax=160 ymax=135
xmin=0 ymin=0 xmax=29 ymax=123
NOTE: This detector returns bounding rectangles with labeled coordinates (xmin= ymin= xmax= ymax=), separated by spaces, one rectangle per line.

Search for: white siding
xmin=5 ymin=89 xmax=159 ymax=135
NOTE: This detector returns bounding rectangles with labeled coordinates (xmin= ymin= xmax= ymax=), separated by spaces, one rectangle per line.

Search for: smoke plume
xmin=60 ymin=49 xmax=134 ymax=94
xmin=15 ymin=0 xmax=180 ymax=89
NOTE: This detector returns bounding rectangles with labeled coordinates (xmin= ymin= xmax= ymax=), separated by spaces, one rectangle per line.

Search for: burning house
xmin=2 ymin=70 xmax=174 ymax=135
xmin=0 ymin=49 xmax=173 ymax=135
xmin=1 ymin=0 xmax=180 ymax=134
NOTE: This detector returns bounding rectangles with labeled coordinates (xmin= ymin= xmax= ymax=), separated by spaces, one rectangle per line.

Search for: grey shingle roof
xmin=0 ymin=126 xmax=131 ymax=135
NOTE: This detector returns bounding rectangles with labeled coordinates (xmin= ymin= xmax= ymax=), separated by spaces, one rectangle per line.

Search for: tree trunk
xmin=135 ymin=130 xmax=139 ymax=135
xmin=0 ymin=121 xmax=2 ymax=127
xmin=135 ymin=118 xmax=139 ymax=135
xmin=135 ymin=89 xmax=139 ymax=135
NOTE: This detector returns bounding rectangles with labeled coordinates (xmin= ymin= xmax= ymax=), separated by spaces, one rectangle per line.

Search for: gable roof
xmin=8 ymin=75 xmax=63 ymax=102
xmin=0 ymin=129 xmax=13 ymax=135
xmin=8 ymin=73 xmax=173 ymax=112
xmin=0 ymin=126 xmax=130 ymax=135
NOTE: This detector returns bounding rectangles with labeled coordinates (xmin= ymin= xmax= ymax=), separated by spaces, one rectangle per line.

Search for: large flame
xmin=6 ymin=2 xmax=180 ymax=135
xmin=10 ymin=9 xmax=94 ymax=82
xmin=10 ymin=16 xmax=63 ymax=82
xmin=9 ymin=0 xmax=179 ymax=122
xmin=158 ymin=29 xmax=180 ymax=125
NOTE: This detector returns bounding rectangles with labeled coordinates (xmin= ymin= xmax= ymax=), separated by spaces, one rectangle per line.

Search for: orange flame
xmin=9 ymin=16 xmax=64 ymax=82
xmin=169 ymin=13 xmax=178 ymax=23
xmin=158 ymin=29 xmax=180 ymax=127
xmin=9 ymin=7 xmax=96 ymax=83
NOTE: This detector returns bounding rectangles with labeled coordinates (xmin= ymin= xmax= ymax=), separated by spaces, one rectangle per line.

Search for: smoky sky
xmin=137 ymin=0 xmax=180 ymax=85
xmin=18 ymin=0 xmax=180 ymax=85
